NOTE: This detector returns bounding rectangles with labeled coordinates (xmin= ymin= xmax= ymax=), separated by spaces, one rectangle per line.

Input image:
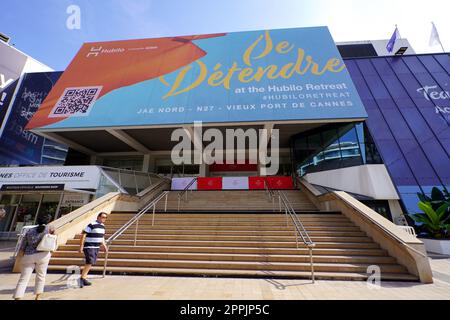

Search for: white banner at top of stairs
xmin=222 ymin=177 xmax=249 ymax=190
xmin=171 ymin=177 xmax=198 ymax=190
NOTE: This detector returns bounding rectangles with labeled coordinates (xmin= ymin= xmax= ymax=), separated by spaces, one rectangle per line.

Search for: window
xmin=291 ymin=122 xmax=382 ymax=177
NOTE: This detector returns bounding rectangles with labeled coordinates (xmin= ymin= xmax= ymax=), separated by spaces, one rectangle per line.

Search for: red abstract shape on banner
xmin=197 ymin=177 xmax=223 ymax=190
xmin=265 ymin=176 xmax=294 ymax=190
xmin=26 ymin=34 xmax=226 ymax=130
xmin=248 ymin=176 xmax=267 ymax=190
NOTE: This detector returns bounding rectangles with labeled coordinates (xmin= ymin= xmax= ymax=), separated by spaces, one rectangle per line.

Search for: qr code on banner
xmin=49 ymin=86 xmax=102 ymax=118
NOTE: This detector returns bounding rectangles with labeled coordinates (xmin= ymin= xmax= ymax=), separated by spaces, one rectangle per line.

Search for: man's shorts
xmin=83 ymin=248 xmax=100 ymax=265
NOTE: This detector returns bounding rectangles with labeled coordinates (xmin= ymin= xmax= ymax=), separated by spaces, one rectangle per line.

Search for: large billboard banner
xmin=26 ymin=27 xmax=367 ymax=130
xmin=0 ymin=72 xmax=63 ymax=165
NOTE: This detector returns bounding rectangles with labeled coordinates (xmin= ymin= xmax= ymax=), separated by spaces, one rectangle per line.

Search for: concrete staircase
xmin=48 ymin=201 xmax=418 ymax=281
xmin=157 ymin=190 xmax=318 ymax=212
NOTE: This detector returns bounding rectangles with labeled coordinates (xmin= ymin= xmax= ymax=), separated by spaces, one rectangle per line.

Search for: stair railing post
xmin=102 ymin=245 xmax=110 ymax=278
xmin=285 ymin=207 xmax=289 ymax=227
xmin=134 ymin=171 xmax=139 ymax=195
xmin=309 ymin=246 xmax=315 ymax=284
xmin=164 ymin=192 xmax=168 ymax=212
xmin=152 ymin=203 xmax=156 ymax=226
xmin=134 ymin=219 xmax=139 ymax=246
xmin=177 ymin=195 xmax=181 ymax=212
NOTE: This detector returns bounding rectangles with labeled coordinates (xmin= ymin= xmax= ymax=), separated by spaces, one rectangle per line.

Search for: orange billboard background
xmin=26 ymin=34 xmax=225 ymax=130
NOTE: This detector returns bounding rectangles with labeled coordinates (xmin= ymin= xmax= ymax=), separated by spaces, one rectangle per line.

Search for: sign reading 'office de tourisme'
xmin=26 ymin=27 xmax=367 ymax=130
xmin=0 ymin=166 xmax=101 ymax=190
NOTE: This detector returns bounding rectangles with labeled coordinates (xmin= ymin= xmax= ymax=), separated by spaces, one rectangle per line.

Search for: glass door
xmin=11 ymin=194 xmax=42 ymax=232
xmin=35 ymin=194 xmax=61 ymax=224
xmin=0 ymin=194 xmax=20 ymax=233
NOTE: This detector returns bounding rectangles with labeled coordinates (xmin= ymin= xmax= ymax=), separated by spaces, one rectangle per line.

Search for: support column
xmin=199 ymin=163 xmax=209 ymax=177
xmin=388 ymin=200 xmax=405 ymax=224
xmin=90 ymin=155 xmax=102 ymax=165
xmin=142 ymin=154 xmax=150 ymax=172
xmin=142 ymin=154 xmax=156 ymax=173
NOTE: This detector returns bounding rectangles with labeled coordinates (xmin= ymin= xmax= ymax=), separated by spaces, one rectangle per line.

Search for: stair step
xmin=110 ymin=212 xmax=342 ymax=217
xmin=58 ymin=206 xmax=416 ymax=281
xmin=105 ymin=226 xmax=362 ymax=232
xmin=59 ymin=244 xmax=388 ymax=256
xmin=49 ymin=257 xmax=408 ymax=273
xmin=106 ymin=218 xmax=350 ymax=223
xmin=105 ymin=222 xmax=356 ymax=227
xmin=74 ymin=234 xmax=373 ymax=243
xmin=102 ymin=230 xmax=367 ymax=237
xmin=107 ymin=216 xmax=350 ymax=220
xmin=52 ymin=251 xmax=397 ymax=264
xmin=66 ymin=239 xmax=380 ymax=249
xmin=47 ymin=265 xmax=418 ymax=281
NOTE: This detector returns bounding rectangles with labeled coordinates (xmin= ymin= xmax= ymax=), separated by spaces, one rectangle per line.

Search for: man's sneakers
xmin=79 ymin=278 xmax=92 ymax=288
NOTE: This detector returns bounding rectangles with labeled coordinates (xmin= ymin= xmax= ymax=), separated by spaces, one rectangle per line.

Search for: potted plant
xmin=409 ymin=186 xmax=450 ymax=255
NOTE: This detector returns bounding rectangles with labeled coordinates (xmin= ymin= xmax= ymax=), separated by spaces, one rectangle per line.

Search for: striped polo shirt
xmin=83 ymin=220 xmax=106 ymax=249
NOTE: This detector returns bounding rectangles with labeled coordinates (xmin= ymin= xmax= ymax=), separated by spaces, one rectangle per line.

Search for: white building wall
xmin=370 ymin=38 xmax=415 ymax=56
xmin=337 ymin=38 xmax=415 ymax=56
xmin=22 ymin=56 xmax=53 ymax=73
xmin=304 ymin=164 xmax=400 ymax=200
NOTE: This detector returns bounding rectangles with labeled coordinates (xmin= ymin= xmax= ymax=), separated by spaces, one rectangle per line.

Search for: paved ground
xmin=0 ymin=248 xmax=449 ymax=300
xmin=0 ymin=241 xmax=16 ymax=273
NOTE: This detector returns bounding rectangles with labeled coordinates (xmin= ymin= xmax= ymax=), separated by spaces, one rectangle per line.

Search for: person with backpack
xmin=13 ymin=214 xmax=55 ymax=300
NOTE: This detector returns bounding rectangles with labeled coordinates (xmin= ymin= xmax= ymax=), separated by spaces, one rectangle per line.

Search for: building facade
xmin=0 ymin=27 xmax=448 ymax=236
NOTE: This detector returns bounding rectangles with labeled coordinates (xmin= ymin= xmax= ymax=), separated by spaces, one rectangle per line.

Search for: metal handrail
xmin=264 ymin=179 xmax=276 ymax=212
xmin=99 ymin=166 xmax=169 ymax=195
xmin=136 ymin=179 xmax=169 ymax=197
xmin=397 ymin=226 xmax=417 ymax=237
xmin=297 ymin=177 xmax=428 ymax=259
xmin=278 ymin=192 xmax=314 ymax=246
xmin=99 ymin=166 xmax=164 ymax=179
xmin=277 ymin=190 xmax=315 ymax=283
xmin=102 ymin=190 xmax=170 ymax=277
xmin=177 ymin=177 xmax=198 ymax=211
xmin=51 ymin=179 xmax=168 ymax=233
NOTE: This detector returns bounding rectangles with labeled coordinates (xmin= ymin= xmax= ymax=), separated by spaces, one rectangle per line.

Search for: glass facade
xmin=291 ymin=122 xmax=382 ymax=177
xmin=0 ymin=191 xmax=92 ymax=239
xmin=0 ymin=194 xmax=20 ymax=233
xmin=12 ymin=194 xmax=41 ymax=232
xmin=103 ymin=158 xmax=143 ymax=171
xmin=345 ymin=53 xmax=450 ymax=214
xmin=291 ymin=53 xmax=450 ymax=217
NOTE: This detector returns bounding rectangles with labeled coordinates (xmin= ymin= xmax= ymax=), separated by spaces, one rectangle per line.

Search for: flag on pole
xmin=429 ymin=22 xmax=443 ymax=48
xmin=386 ymin=26 xmax=400 ymax=53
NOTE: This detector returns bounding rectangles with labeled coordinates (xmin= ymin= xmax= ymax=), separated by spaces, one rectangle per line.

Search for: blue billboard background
xmin=33 ymin=27 xmax=367 ymax=130
xmin=0 ymin=41 xmax=28 ymax=132
xmin=0 ymin=71 xmax=67 ymax=165
xmin=346 ymin=53 xmax=450 ymax=213
xmin=0 ymin=80 xmax=19 ymax=131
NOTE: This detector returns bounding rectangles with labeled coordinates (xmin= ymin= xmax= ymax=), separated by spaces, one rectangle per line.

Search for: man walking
xmin=78 ymin=212 xmax=108 ymax=287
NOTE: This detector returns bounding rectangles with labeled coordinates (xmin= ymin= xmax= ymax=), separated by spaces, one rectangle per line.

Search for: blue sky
xmin=1 ymin=0 xmax=449 ymax=70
